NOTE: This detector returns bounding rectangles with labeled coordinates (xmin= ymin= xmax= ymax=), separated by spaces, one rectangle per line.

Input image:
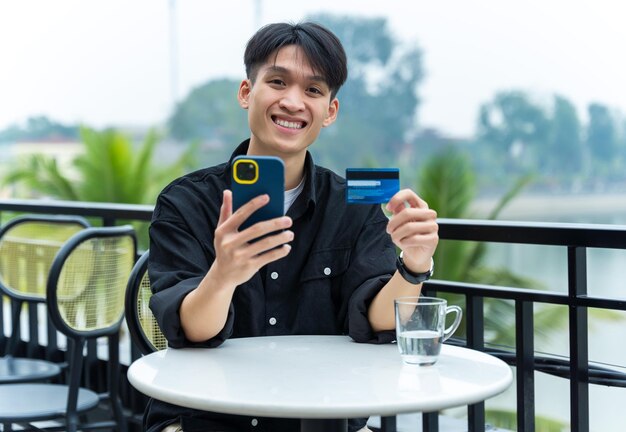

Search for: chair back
xmin=47 ymin=226 xmax=136 ymax=338
xmin=0 ymin=215 xmax=90 ymax=302
xmin=0 ymin=215 xmax=90 ymax=356
xmin=125 ymin=250 xmax=167 ymax=355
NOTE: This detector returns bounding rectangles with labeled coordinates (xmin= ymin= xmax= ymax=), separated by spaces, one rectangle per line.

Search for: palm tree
xmin=3 ymin=126 xmax=198 ymax=247
xmin=5 ymin=127 xmax=195 ymax=204
xmin=418 ymin=146 xmax=532 ymax=284
xmin=417 ymin=146 xmax=571 ymax=345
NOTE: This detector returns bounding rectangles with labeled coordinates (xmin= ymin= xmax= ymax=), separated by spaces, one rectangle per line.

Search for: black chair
xmin=0 ymin=215 xmax=90 ymax=384
xmin=0 ymin=225 xmax=136 ymax=432
xmin=124 ymin=250 xmax=167 ymax=356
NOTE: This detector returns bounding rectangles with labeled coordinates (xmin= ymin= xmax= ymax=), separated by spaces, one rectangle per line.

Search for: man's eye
xmin=269 ymin=79 xmax=285 ymax=86
xmin=308 ymin=87 xmax=322 ymax=95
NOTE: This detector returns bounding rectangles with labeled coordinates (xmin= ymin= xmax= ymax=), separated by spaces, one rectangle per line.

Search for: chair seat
xmin=0 ymin=357 xmax=62 ymax=384
xmin=0 ymin=384 xmax=100 ymax=421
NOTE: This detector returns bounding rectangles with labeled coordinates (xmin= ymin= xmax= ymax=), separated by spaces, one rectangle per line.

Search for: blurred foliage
xmin=168 ymin=78 xmax=248 ymax=146
xmin=548 ymin=95 xmax=583 ymax=175
xmin=2 ymin=126 xmax=198 ymax=248
xmin=418 ymin=146 xmax=533 ymax=283
xmin=478 ymin=91 xmax=551 ymax=175
xmin=419 ymin=146 xmax=621 ymax=345
xmin=587 ymin=103 xmax=624 ymax=183
xmin=587 ymin=103 xmax=617 ymax=163
xmin=475 ymin=91 xmax=626 ymax=191
xmin=4 ymin=127 xmax=196 ymax=204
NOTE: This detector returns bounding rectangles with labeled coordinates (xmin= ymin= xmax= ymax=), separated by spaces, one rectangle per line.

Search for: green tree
xmin=168 ymin=78 xmax=248 ymax=147
xmin=477 ymin=91 xmax=550 ymax=174
xmin=547 ymin=95 xmax=583 ymax=177
xmin=620 ymin=118 xmax=626 ymax=169
xmin=587 ymin=103 xmax=617 ymax=164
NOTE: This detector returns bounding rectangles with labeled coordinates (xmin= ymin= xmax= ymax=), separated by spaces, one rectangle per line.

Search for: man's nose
xmin=279 ymin=88 xmax=305 ymax=112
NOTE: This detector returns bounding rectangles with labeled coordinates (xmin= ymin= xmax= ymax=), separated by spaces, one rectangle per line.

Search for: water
xmin=397 ymin=330 xmax=442 ymax=365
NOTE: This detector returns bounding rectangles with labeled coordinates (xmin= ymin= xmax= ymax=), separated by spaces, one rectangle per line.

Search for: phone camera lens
xmin=237 ymin=162 xmax=256 ymax=181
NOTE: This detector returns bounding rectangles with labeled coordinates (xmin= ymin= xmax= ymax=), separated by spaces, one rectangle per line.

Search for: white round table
xmin=128 ymin=335 xmax=512 ymax=431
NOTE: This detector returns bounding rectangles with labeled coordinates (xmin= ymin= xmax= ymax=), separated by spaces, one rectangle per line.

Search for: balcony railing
xmin=1 ymin=198 xmax=626 ymax=432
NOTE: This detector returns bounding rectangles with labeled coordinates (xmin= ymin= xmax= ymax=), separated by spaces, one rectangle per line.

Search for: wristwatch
xmin=396 ymin=251 xmax=434 ymax=284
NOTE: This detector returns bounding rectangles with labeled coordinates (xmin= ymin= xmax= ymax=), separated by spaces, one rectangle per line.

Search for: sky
xmin=1 ymin=0 xmax=625 ymax=137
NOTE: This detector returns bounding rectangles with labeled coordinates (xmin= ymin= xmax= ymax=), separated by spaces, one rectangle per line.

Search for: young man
xmin=147 ymin=22 xmax=438 ymax=432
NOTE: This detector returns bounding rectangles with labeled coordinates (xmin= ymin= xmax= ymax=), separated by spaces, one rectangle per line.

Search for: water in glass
xmin=397 ymin=329 xmax=442 ymax=365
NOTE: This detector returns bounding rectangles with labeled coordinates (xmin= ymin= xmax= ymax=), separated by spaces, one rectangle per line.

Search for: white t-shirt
xmin=284 ymin=176 xmax=305 ymax=213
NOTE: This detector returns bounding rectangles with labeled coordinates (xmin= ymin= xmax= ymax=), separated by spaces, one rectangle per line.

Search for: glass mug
xmin=394 ymin=296 xmax=462 ymax=365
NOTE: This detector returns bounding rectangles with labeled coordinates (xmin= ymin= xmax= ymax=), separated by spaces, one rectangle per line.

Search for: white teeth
xmin=275 ymin=118 xmax=303 ymax=129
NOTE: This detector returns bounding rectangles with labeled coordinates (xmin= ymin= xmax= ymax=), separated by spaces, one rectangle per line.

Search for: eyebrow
xmin=264 ymin=65 xmax=327 ymax=84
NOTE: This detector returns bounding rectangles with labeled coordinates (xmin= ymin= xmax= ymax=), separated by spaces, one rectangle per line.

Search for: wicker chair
xmin=0 ymin=215 xmax=90 ymax=384
xmin=0 ymin=225 xmax=136 ymax=432
xmin=125 ymin=250 xmax=167 ymax=355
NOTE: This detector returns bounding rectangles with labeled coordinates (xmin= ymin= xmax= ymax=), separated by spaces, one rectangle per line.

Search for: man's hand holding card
xmin=346 ymin=168 xmax=438 ymax=274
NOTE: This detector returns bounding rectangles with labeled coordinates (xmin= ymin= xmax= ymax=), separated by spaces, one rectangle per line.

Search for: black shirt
xmin=147 ymin=140 xmax=397 ymax=432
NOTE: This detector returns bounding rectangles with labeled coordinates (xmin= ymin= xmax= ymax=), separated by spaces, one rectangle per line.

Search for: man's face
xmin=238 ymin=45 xmax=339 ymax=158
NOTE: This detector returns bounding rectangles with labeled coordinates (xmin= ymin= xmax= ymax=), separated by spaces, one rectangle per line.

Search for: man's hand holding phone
xmin=179 ymin=190 xmax=292 ymax=343
xmin=212 ymin=190 xmax=293 ymax=288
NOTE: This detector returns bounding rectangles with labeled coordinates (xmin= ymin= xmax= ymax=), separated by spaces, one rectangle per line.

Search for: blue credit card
xmin=346 ymin=168 xmax=400 ymax=204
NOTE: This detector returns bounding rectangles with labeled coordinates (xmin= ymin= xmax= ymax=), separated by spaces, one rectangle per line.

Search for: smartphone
xmin=231 ymin=155 xmax=285 ymax=230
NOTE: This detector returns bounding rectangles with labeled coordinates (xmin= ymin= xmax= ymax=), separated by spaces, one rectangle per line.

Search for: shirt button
xmin=324 ymin=267 xmax=331 ymax=276
xmin=251 ymin=418 xmax=259 ymax=427
xmin=270 ymin=271 xmax=279 ymax=280
xmin=269 ymin=317 xmax=277 ymax=325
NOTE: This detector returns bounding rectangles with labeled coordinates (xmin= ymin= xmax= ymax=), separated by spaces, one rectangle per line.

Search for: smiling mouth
xmin=272 ymin=116 xmax=306 ymax=130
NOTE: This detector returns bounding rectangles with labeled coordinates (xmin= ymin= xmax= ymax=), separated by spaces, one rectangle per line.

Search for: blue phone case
xmin=232 ymin=155 xmax=285 ymax=230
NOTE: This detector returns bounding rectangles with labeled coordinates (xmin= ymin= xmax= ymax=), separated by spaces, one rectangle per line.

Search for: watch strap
xmin=396 ymin=253 xmax=434 ymax=284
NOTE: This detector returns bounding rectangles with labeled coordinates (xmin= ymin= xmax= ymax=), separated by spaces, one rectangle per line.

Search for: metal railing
xmin=417 ymin=220 xmax=626 ymax=432
xmin=2 ymin=198 xmax=626 ymax=432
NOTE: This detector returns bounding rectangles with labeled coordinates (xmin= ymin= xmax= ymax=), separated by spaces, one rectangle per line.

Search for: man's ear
xmin=322 ymin=98 xmax=339 ymax=127
xmin=238 ymin=79 xmax=252 ymax=109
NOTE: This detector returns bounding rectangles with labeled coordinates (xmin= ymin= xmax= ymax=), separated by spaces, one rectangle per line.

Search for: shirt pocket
xmin=300 ymin=246 xmax=351 ymax=283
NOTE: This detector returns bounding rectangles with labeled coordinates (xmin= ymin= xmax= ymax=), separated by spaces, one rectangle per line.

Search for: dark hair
xmin=244 ymin=22 xmax=348 ymax=99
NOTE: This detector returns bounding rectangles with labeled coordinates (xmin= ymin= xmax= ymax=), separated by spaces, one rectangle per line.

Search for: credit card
xmin=346 ymin=168 xmax=400 ymax=204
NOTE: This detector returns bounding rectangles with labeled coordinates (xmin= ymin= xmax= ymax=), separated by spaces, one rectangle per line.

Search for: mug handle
xmin=442 ymin=305 xmax=463 ymax=342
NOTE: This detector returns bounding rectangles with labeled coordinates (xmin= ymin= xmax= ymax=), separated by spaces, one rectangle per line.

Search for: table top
xmin=127 ymin=335 xmax=512 ymax=419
